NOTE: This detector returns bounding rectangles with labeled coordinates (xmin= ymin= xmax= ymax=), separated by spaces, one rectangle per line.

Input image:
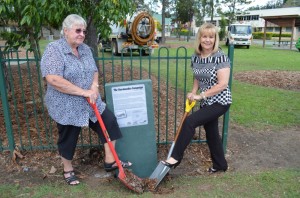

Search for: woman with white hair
xmin=41 ymin=14 xmax=131 ymax=185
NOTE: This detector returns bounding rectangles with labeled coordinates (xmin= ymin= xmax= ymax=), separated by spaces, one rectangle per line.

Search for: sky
xmin=149 ymin=0 xmax=276 ymax=13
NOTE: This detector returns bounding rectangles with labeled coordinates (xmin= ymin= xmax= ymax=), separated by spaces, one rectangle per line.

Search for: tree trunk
xmin=210 ymin=0 xmax=214 ymax=22
xmin=85 ymin=17 xmax=98 ymax=58
xmin=28 ymin=29 xmax=41 ymax=59
xmin=161 ymin=0 xmax=166 ymax=44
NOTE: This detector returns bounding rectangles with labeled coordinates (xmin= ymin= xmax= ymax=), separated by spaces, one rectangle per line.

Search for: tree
xmin=219 ymin=16 xmax=227 ymax=41
xmin=220 ymin=0 xmax=253 ymax=24
xmin=282 ymin=0 xmax=300 ymax=7
xmin=193 ymin=0 xmax=209 ymax=26
xmin=209 ymin=0 xmax=221 ymax=22
xmin=154 ymin=0 xmax=172 ymax=44
xmin=176 ymin=0 xmax=195 ymax=24
xmin=175 ymin=0 xmax=195 ymax=41
xmin=0 ymin=0 xmax=136 ymax=58
xmin=0 ymin=0 xmax=47 ymax=58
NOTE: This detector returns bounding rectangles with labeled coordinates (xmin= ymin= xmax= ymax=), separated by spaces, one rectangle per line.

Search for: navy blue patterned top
xmin=191 ymin=50 xmax=232 ymax=107
xmin=41 ymin=38 xmax=106 ymax=127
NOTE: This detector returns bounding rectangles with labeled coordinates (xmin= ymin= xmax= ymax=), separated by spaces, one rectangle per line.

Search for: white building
xmin=203 ymin=7 xmax=300 ymax=40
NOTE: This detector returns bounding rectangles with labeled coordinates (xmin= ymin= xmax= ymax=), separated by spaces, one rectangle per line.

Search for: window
xmin=251 ymin=15 xmax=259 ymax=20
xmin=237 ymin=16 xmax=243 ymax=21
xmin=285 ymin=27 xmax=292 ymax=32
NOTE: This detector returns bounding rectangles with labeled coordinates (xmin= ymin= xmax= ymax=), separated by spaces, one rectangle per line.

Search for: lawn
xmin=1 ymin=169 xmax=299 ymax=197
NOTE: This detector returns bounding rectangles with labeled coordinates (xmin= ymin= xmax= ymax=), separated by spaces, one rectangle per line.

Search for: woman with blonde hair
xmin=163 ymin=23 xmax=232 ymax=173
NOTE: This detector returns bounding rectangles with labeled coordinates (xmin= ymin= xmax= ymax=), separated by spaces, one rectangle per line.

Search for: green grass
xmin=231 ymin=81 xmax=300 ymax=130
xmin=227 ymin=44 xmax=300 ymax=130
xmin=39 ymin=39 xmax=52 ymax=55
xmin=230 ymin=44 xmax=300 ymax=72
xmin=0 ymin=169 xmax=299 ymax=197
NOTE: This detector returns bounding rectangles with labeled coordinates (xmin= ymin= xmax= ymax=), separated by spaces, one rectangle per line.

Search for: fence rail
xmin=0 ymin=46 xmax=233 ymax=154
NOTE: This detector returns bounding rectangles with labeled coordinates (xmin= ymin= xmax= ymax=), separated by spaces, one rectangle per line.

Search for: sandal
xmin=63 ymin=170 xmax=80 ymax=185
xmin=104 ymin=160 xmax=132 ymax=172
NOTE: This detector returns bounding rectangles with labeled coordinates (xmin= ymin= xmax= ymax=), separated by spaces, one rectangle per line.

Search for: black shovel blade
xmin=149 ymin=161 xmax=171 ymax=188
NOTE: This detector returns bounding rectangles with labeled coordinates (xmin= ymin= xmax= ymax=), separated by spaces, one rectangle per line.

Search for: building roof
xmin=256 ymin=7 xmax=300 ymax=17
xmin=258 ymin=7 xmax=300 ymax=27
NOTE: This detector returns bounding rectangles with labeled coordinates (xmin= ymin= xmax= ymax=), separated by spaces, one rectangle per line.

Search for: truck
xmin=225 ymin=23 xmax=252 ymax=49
xmin=98 ymin=12 xmax=158 ymax=56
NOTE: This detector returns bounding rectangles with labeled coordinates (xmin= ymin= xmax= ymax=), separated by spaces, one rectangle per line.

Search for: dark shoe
xmin=104 ymin=160 xmax=132 ymax=172
xmin=162 ymin=160 xmax=181 ymax=169
xmin=207 ymin=167 xmax=227 ymax=173
xmin=63 ymin=170 xmax=80 ymax=185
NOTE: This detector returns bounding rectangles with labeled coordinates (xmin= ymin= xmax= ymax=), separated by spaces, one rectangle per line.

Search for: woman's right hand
xmin=187 ymin=92 xmax=195 ymax=101
xmin=187 ymin=92 xmax=202 ymax=101
xmin=82 ymin=89 xmax=98 ymax=104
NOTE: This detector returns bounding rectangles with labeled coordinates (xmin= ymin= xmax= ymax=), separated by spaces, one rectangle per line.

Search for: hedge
xmin=252 ymin=32 xmax=291 ymax=39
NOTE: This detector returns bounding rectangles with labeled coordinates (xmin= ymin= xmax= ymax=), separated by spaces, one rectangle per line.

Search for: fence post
xmin=222 ymin=44 xmax=234 ymax=153
xmin=0 ymin=53 xmax=15 ymax=154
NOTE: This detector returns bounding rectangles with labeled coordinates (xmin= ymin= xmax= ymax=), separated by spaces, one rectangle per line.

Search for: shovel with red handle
xmin=87 ymin=99 xmax=144 ymax=193
xmin=149 ymin=99 xmax=196 ymax=188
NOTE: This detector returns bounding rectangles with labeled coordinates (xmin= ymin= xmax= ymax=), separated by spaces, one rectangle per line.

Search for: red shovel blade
xmin=87 ymin=99 xmax=144 ymax=193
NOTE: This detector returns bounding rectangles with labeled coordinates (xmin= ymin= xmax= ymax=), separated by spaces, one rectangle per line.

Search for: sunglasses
xmin=75 ymin=28 xmax=87 ymax=35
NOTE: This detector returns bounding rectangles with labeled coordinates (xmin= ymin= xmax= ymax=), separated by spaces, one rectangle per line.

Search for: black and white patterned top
xmin=41 ymin=38 xmax=106 ymax=127
xmin=191 ymin=50 xmax=232 ymax=107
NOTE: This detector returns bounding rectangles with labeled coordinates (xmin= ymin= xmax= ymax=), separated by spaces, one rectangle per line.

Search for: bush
xmin=271 ymin=33 xmax=291 ymax=38
xmin=252 ymin=32 xmax=291 ymax=39
xmin=180 ymin=29 xmax=191 ymax=36
xmin=252 ymin=32 xmax=273 ymax=39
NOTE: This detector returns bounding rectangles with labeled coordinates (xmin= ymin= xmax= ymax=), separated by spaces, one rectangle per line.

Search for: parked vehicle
xmin=225 ymin=23 xmax=252 ymax=49
xmin=98 ymin=12 xmax=158 ymax=56
xmin=296 ymin=37 xmax=300 ymax=51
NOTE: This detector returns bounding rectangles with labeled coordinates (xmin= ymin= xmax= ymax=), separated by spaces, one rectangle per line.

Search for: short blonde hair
xmin=194 ymin=23 xmax=219 ymax=55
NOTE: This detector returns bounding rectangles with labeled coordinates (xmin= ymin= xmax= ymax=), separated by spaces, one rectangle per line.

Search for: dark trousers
xmin=171 ymin=103 xmax=230 ymax=170
xmin=57 ymin=108 xmax=122 ymax=160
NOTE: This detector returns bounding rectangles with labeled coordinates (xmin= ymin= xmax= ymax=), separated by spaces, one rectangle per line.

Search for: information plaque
xmin=105 ymin=79 xmax=157 ymax=178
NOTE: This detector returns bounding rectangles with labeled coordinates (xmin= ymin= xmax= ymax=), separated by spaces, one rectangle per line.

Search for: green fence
xmin=0 ymin=46 xmax=234 ymax=154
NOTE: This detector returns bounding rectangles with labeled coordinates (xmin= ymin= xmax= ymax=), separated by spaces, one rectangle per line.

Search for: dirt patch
xmin=234 ymin=70 xmax=300 ymax=91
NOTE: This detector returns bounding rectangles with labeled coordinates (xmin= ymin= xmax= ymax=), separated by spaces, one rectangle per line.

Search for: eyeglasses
xmin=75 ymin=28 xmax=87 ymax=35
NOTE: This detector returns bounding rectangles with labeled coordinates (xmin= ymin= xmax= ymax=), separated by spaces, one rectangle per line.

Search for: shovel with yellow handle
xmin=149 ymin=99 xmax=196 ymax=188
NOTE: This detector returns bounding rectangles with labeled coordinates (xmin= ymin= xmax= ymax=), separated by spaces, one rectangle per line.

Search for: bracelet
xmin=200 ymin=92 xmax=206 ymax=100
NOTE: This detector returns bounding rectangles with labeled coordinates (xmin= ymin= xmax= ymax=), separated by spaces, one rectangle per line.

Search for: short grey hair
xmin=61 ymin=14 xmax=87 ymax=36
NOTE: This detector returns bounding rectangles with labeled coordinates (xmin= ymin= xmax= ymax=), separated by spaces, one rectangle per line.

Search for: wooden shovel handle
xmin=87 ymin=99 xmax=125 ymax=178
xmin=174 ymin=99 xmax=196 ymax=142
